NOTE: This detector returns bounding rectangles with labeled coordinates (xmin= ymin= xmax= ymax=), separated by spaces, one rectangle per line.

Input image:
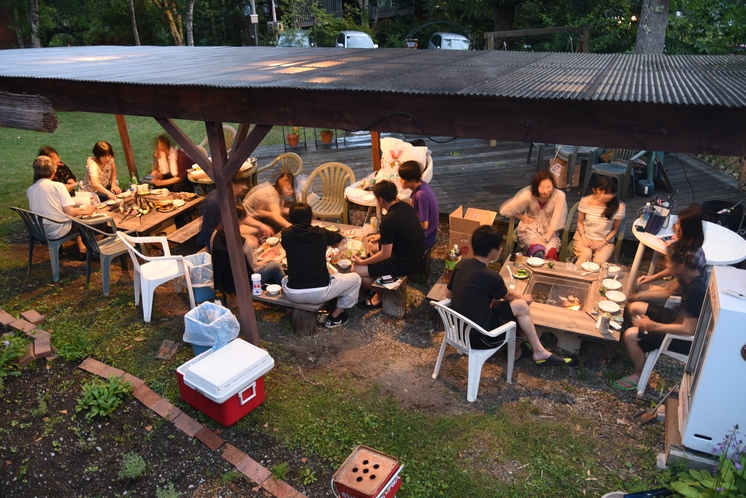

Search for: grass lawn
xmin=0 ymin=112 xmax=680 ymax=497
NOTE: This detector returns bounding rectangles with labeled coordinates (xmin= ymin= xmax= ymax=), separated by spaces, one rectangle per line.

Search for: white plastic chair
xmin=431 ymin=299 xmax=516 ymax=402
xmin=636 ymin=296 xmax=692 ymax=396
xmin=117 ymin=232 xmax=196 ymax=322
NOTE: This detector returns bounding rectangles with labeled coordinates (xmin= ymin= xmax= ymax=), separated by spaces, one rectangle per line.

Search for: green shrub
xmin=117 ymin=451 xmax=147 ymax=480
xmin=76 ymin=375 xmax=133 ymax=420
xmin=155 ymin=482 xmax=179 ymax=498
xmin=299 ymin=466 xmax=317 ymax=485
xmin=270 ymin=462 xmax=290 ymax=480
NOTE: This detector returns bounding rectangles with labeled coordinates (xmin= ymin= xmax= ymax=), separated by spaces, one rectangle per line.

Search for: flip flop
xmin=612 ymin=376 xmax=638 ymax=391
xmin=534 ymin=354 xmax=577 ymax=367
xmin=357 ymin=298 xmax=381 ymax=309
xmin=514 ymin=342 xmax=532 ymax=363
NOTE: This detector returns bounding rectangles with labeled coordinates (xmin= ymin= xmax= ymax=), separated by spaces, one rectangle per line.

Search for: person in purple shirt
xmin=398 ymin=160 xmax=439 ymax=249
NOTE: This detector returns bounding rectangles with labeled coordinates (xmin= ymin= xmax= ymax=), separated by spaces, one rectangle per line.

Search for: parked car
xmin=336 ymin=31 xmax=378 ymax=49
xmin=276 ymin=29 xmax=313 ymax=47
xmin=428 ymin=32 xmax=470 ymax=50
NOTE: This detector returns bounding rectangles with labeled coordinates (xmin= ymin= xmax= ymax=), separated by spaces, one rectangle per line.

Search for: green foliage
xmin=221 ymin=469 xmax=243 ymax=484
xmin=299 ymin=466 xmax=317 ymax=485
xmin=670 ymin=426 xmax=746 ymax=497
xmin=30 ymin=390 xmax=50 ymax=418
xmin=76 ymin=375 xmax=133 ymax=420
xmin=666 ymin=0 xmax=746 ymax=55
xmin=0 ymin=335 xmax=31 ymax=391
xmin=155 ymin=482 xmax=179 ymax=498
xmin=270 ymin=461 xmax=290 ymax=480
xmin=117 ymin=451 xmax=147 ymax=480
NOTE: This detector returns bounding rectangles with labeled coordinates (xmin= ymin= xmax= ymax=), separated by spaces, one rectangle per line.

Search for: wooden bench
xmin=371 ymin=276 xmax=408 ymax=319
xmin=167 ymin=216 xmax=203 ymax=245
xmin=251 ymin=291 xmax=324 ymax=336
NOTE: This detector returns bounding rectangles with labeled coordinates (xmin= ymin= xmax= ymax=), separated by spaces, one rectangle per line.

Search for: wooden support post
xmin=235 ymin=123 xmax=251 ymax=151
xmin=371 ymin=131 xmax=381 ymax=172
xmin=115 ymin=114 xmax=138 ymax=179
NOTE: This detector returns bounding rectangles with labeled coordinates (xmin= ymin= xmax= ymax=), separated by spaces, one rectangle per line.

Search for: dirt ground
xmin=0 ymin=219 xmax=684 ymax=497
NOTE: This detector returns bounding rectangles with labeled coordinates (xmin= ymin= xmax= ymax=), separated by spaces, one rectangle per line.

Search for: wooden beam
xmin=234 ymin=123 xmax=251 ymax=150
xmin=155 ymin=118 xmax=212 ymax=178
xmin=206 ymin=121 xmax=261 ymax=346
xmin=115 ymin=115 xmax=138 ymax=180
xmin=485 ymin=25 xmax=590 ymax=39
xmin=0 ymin=91 xmax=57 ymax=132
xmin=371 ymin=131 xmax=381 ymax=172
xmin=223 ymin=125 xmax=272 ymax=180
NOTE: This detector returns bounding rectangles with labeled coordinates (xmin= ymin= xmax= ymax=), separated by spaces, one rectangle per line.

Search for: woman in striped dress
xmin=573 ymin=176 xmax=625 ymax=265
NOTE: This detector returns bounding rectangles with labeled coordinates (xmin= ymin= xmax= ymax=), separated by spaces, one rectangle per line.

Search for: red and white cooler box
xmin=176 ymin=338 xmax=274 ymax=426
xmin=332 ymin=445 xmax=403 ymax=498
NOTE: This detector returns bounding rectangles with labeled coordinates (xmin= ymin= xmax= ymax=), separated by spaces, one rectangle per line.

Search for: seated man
xmin=196 ymin=170 xmax=273 ymax=251
xmin=26 ymin=155 xmax=96 ymax=258
xmin=281 ymin=203 xmax=362 ymax=329
xmin=447 ymin=225 xmax=574 ymax=366
xmin=614 ymin=245 xmax=707 ymax=391
xmin=353 ymin=180 xmax=424 ymax=308
xmin=398 ymin=160 xmax=439 ymax=250
xmin=211 ymin=204 xmax=284 ymax=296
xmin=243 ymin=172 xmax=294 ymax=232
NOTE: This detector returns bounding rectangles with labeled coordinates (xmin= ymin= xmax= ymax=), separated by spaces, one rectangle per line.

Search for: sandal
xmin=514 ymin=342 xmax=532 ymax=363
xmin=612 ymin=376 xmax=638 ymax=391
xmin=534 ymin=353 xmax=577 ymax=367
xmin=357 ymin=298 xmax=381 ymax=309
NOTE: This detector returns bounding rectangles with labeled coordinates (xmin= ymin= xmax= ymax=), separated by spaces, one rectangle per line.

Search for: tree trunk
xmin=358 ymin=0 xmax=368 ymax=29
xmin=186 ymin=0 xmax=196 ymax=46
xmin=635 ymin=0 xmax=670 ymax=55
xmin=28 ymin=0 xmax=40 ymax=47
xmin=129 ymin=0 xmax=141 ymax=46
xmin=492 ymin=3 xmax=516 ymax=50
xmin=12 ymin=7 xmax=25 ymax=48
xmin=152 ymin=0 xmax=184 ymax=45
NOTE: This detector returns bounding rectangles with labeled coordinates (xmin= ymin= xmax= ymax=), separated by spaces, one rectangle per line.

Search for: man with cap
xmin=613 ymin=243 xmax=707 ymax=391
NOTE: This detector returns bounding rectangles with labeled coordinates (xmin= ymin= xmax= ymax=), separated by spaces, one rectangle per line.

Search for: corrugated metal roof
xmin=0 ymin=45 xmax=745 ymax=107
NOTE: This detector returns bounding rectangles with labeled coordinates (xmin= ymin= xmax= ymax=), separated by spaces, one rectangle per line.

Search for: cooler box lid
xmin=179 ymin=339 xmax=274 ymax=403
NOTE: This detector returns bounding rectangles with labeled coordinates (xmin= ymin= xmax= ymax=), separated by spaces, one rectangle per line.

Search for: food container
xmin=176 ymin=339 xmax=274 ymax=426
xmin=332 ymin=445 xmax=403 ymax=498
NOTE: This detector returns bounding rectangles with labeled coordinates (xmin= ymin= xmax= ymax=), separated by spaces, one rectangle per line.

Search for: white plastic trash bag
xmin=184 ymin=301 xmax=239 ymax=351
xmin=183 ymin=252 xmax=213 ymax=285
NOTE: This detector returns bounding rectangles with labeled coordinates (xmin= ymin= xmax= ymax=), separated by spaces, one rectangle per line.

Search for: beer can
xmin=600 ymin=313 xmax=611 ymax=333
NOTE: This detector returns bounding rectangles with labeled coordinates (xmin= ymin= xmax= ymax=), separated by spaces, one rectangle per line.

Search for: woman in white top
xmin=573 ymin=176 xmax=625 ymax=265
xmin=82 ymin=141 xmax=121 ymax=202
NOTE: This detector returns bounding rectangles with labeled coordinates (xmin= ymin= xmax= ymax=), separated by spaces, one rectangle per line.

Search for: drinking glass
xmin=261 ymin=236 xmax=270 ymax=252
xmin=330 ymin=249 xmax=340 ymax=265
xmin=565 ymin=256 xmax=576 ymax=271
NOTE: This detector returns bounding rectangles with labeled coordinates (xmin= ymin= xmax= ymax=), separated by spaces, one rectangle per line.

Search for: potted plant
xmin=286 ymin=126 xmax=299 ymax=147
xmin=320 ymin=129 xmax=334 ymax=144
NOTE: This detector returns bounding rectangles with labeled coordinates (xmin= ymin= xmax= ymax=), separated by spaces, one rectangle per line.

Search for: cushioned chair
xmin=70 ymin=216 xmax=133 ymax=296
xmin=301 ymin=162 xmax=355 ymax=224
xmin=253 ymin=152 xmax=303 ymax=187
xmin=636 ymin=296 xmax=692 ymax=396
xmin=117 ymin=232 xmax=196 ymax=322
xmin=198 ymin=125 xmax=237 ymax=155
xmin=10 ymin=206 xmax=80 ymax=282
xmin=558 ymin=202 xmax=626 ymax=263
xmin=581 ymin=149 xmax=647 ymax=201
xmin=431 ymin=299 xmax=516 ymax=402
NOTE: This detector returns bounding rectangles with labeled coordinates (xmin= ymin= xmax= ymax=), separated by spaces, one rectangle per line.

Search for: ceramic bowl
xmin=338 ymin=259 xmax=351 ymax=270
xmin=605 ymin=290 xmax=626 ymax=303
xmin=266 ymin=284 xmax=281 ymax=296
xmin=267 ymin=236 xmax=279 ymax=246
xmin=602 ymin=279 xmax=622 ymax=290
xmin=581 ymin=261 xmax=600 ymax=271
xmin=598 ymin=300 xmax=620 ymax=313
xmin=608 ymin=265 xmax=621 ymax=275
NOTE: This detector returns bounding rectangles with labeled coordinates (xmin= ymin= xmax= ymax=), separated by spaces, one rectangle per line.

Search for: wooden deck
xmin=248 ymin=135 xmax=746 ymax=241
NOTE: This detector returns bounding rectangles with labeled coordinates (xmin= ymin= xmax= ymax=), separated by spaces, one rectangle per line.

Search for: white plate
xmin=172 ymin=199 xmax=185 ymax=207
xmin=605 ymin=290 xmax=626 ymax=303
xmin=581 ymin=262 xmax=600 ymax=271
xmin=106 ymin=199 xmax=119 ymax=206
xmin=602 ymin=279 xmax=622 ymax=290
xmin=526 ymin=257 xmax=544 ymax=267
xmin=598 ymin=300 xmax=620 ymax=313
xmin=116 ymin=191 xmax=131 ymax=198
xmin=608 ymin=265 xmax=621 ymax=274
xmin=362 ymin=193 xmax=375 ymax=201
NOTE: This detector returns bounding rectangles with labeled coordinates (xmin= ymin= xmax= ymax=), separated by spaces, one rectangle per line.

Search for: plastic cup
xmin=566 ymin=257 xmax=576 ymax=270
xmin=260 ymin=236 xmax=270 ymax=252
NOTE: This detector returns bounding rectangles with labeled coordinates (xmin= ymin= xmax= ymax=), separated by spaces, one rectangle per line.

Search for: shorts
xmin=634 ymin=304 xmax=691 ymax=354
xmin=367 ymin=259 xmax=416 ymax=278
xmin=471 ymin=300 xmax=516 ymax=350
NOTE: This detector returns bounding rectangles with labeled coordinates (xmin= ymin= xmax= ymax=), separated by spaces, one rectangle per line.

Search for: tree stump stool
xmin=373 ymin=276 xmax=408 ymax=319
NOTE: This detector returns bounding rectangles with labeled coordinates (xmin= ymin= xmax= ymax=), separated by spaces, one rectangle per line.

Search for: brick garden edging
xmin=78 ymin=357 xmax=307 ymax=498
xmin=1 ymin=309 xmax=56 ymax=365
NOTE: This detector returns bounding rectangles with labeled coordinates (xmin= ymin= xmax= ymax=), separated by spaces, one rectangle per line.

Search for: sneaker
xmin=324 ymin=311 xmax=349 ymax=329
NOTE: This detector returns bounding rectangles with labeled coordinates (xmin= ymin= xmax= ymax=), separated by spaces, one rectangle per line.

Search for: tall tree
xmin=186 ymin=0 xmax=196 ymax=45
xmin=151 ymin=0 xmax=184 ymax=45
xmin=635 ymin=0 xmax=669 ymax=54
xmin=28 ymin=0 xmax=40 ymax=46
xmin=129 ymin=0 xmax=141 ymax=45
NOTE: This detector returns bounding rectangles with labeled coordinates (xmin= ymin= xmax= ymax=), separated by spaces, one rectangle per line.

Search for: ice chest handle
xmin=239 ymin=382 xmax=257 ymax=405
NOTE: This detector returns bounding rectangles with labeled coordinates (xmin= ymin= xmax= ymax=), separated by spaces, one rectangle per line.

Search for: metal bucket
xmin=699 ymin=199 xmax=745 ymax=232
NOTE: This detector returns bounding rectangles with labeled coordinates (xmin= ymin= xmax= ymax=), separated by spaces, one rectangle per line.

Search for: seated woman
xmin=210 ymin=204 xmax=284 ymax=296
xmin=573 ymin=176 xmax=625 ymax=265
xmin=242 ymin=172 xmax=294 ymax=231
xmin=81 ymin=141 xmax=121 ymax=202
xmin=499 ymin=170 xmax=567 ymax=260
xmin=35 ymin=146 xmax=77 ymax=194
xmin=634 ymin=205 xmax=705 ymax=303
xmin=150 ymin=134 xmax=193 ymax=193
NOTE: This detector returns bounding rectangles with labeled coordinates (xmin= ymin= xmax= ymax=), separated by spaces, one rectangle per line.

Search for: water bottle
xmin=642 ymin=202 xmax=651 ymax=221
xmin=251 ymin=273 xmax=262 ymax=295
xmin=370 ymin=216 xmax=378 ymax=232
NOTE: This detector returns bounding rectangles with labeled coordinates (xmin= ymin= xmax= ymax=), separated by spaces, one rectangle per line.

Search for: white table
xmin=624 ymin=215 xmax=746 ymax=295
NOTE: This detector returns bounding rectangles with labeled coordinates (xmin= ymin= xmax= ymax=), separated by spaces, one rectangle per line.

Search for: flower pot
xmin=321 ymin=132 xmax=333 ymax=144
xmin=286 ymin=134 xmax=299 ymax=147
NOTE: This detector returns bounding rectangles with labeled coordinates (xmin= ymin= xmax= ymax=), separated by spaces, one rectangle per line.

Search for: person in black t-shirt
xmin=614 ymin=245 xmax=707 ymax=391
xmin=447 ymin=225 xmax=575 ymax=366
xmin=353 ymin=180 xmax=424 ymax=308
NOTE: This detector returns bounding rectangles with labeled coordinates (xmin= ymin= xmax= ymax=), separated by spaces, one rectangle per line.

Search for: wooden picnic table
xmin=102 ymin=194 xmax=204 ymax=236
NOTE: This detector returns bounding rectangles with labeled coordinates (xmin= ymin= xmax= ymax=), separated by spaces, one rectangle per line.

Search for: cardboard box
xmin=176 ymin=339 xmax=274 ymax=426
xmin=449 ymin=206 xmax=497 ymax=258
xmin=550 ymin=158 xmax=580 ymax=188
